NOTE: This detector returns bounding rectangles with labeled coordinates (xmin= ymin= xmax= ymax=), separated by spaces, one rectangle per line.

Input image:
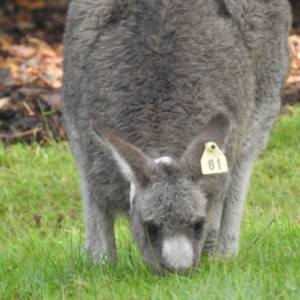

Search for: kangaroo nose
xmin=162 ymin=236 xmax=194 ymax=271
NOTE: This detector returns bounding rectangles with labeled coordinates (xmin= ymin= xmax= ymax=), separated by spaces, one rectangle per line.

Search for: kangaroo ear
xmin=179 ymin=113 xmax=231 ymax=180
xmin=93 ymin=123 xmax=155 ymax=186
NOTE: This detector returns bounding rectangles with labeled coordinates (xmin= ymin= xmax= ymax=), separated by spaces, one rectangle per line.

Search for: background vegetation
xmin=1 ymin=108 xmax=300 ymax=299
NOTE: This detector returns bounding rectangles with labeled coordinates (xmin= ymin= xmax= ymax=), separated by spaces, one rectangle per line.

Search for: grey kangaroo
xmin=62 ymin=0 xmax=291 ymax=273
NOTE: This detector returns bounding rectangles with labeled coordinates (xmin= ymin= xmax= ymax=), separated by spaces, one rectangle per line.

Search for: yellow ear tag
xmin=200 ymin=142 xmax=228 ymax=175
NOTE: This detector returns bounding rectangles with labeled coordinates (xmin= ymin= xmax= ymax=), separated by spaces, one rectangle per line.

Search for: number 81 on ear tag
xmin=200 ymin=142 xmax=228 ymax=175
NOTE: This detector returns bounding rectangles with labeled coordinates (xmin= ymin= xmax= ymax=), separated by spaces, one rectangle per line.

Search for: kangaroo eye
xmin=193 ymin=220 xmax=205 ymax=237
xmin=144 ymin=223 xmax=159 ymax=240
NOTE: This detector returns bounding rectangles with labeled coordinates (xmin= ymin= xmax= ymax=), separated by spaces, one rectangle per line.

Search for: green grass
xmin=1 ymin=109 xmax=300 ymax=299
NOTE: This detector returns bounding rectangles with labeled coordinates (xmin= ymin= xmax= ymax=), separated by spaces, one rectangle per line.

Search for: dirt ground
xmin=0 ymin=1 xmax=300 ymax=144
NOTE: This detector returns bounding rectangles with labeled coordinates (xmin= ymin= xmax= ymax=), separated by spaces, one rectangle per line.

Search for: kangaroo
xmin=62 ymin=0 xmax=291 ymax=273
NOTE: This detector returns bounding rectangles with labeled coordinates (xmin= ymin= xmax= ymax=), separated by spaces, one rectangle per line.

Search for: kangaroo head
xmin=93 ymin=114 xmax=230 ymax=273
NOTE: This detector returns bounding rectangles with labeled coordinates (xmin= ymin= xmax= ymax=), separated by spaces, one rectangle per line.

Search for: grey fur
xmin=62 ymin=0 xmax=291 ymax=273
